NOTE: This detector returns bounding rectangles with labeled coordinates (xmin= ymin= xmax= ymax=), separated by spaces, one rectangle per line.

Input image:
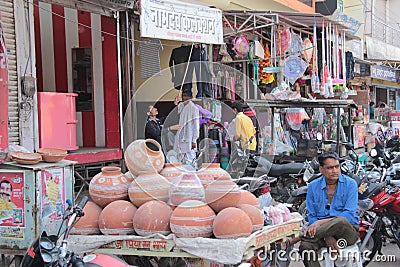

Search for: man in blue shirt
xmin=299 ymin=152 xmax=359 ymax=267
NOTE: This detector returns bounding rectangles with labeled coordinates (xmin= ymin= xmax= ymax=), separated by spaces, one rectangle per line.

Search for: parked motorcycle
xmin=20 ymin=196 xmax=131 ymax=267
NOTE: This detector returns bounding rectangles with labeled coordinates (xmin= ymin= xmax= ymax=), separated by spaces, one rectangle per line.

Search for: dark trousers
xmin=299 ymin=216 xmax=359 ymax=267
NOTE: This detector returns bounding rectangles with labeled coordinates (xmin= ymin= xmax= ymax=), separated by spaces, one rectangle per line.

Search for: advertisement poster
xmin=41 ymin=168 xmax=65 ymax=233
xmin=0 ymin=171 xmax=25 ymax=228
xmin=353 ymin=125 xmax=366 ymax=149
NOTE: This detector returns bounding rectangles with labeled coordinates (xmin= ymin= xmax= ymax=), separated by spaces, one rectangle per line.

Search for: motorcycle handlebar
xmin=70 ymin=253 xmax=85 ymax=267
xmin=76 ymin=196 xmax=88 ymax=211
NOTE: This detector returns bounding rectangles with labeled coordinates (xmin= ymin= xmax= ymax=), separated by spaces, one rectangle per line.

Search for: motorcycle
xmin=20 ymin=196 xmax=131 ymax=267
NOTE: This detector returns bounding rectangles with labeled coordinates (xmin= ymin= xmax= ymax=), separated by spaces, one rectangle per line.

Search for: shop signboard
xmin=140 ymin=0 xmax=223 ymax=44
xmin=371 ymin=65 xmax=397 ymax=83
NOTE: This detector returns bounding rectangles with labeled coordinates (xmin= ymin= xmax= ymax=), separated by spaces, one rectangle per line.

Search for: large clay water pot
xmin=124 ymin=171 xmax=135 ymax=183
xmin=128 ymin=171 xmax=170 ymax=207
xmin=124 ymin=139 xmax=165 ymax=176
xmin=205 ymin=180 xmax=241 ymax=212
xmin=196 ymin=163 xmax=231 ymax=187
xmin=237 ymin=204 xmax=264 ymax=232
xmin=160 ymin=163 xmax=184 ymax=185
xmin=133 ymin=200 xmax=173 ymax=236
xmin=236 ymin=190 xmax=260 ymax=208
xmin=169 ymin=173 xmax=205 ymax=206
xmin=89 ymin=166 xmax=130 ymax=207
xmin=98 ymin=200 xmax=137 ymax=235
xmin=213 ymin=207 xmax=252 ymax=239
xmin=70 ymin=201 xmax=102 ymax=235
xmin=170 ymin=200 xmax=215 ymax=237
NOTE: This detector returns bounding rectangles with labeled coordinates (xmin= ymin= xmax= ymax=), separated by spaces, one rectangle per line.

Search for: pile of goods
xmin=71 ymin=139 xmax=293 ymax=239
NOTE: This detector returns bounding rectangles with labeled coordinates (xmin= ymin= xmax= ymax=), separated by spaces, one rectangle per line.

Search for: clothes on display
xmin=345 ymin=51 xmax=355 ymax=81
xmin=137 ymin=39 xmax=163 ymax=79
xmin=169 ymin=44 xmax=212 ymax=98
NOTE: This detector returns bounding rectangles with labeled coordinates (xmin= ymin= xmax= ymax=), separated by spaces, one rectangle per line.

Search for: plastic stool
xmin=320 ymin=242 xmax=362 ymax=267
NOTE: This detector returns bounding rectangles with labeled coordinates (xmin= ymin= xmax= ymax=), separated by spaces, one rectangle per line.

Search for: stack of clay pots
xmin=72 ymin=139 xmax=265 ymax=239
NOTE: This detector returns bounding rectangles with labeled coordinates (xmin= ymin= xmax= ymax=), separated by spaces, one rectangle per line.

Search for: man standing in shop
xmin=231 ymin=101 xmax=257 ymax=153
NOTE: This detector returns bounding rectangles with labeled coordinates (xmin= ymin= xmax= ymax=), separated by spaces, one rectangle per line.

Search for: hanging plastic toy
xmin=282 ymin=56 xmax=309 ymax=85
xmin=233 ymin=35 xmax=250 ymax=58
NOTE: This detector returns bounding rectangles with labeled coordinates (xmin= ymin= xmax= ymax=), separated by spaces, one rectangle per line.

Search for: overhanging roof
xmin=39 ymin=0 xmax=137 ymax=16
xmin=222 ymin=10 xmax=354 ymax=37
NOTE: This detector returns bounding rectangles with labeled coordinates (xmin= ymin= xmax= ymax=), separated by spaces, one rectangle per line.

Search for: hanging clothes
xmin=169 ymin=44 xmax=212 ymax=97
xmin=137 ymin=39 xmax=163 ymax=79
xmin=345 ymin=51 xmax=355 ymax=81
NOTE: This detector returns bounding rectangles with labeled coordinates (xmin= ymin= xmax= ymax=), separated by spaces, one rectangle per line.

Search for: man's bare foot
xmin=281 ymin=236 xmax=301 ymax=250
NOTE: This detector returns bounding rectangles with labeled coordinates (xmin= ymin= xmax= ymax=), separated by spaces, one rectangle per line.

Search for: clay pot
xmin=128 ymin=171 xmax=170 ymax=207
xmin=236 ymin=190 xmax=260 ymax=208
xmin=169 ymin=173 xmax=205 ymax=206
xmin=133 ymin=200 xmax=173 ymax=236
xmin=98 ymin=200 xmax=137 ymax=235
xmin=124 ymin=171 xmax=135 ymax=183
xmin=213 ymin=207 xmax=252 ymax=239
xmin=89 ymin=166 xmax=130 ymax=207
xmin=170 ymin=200 xmax=215 ymax=237
xmin=205 ymin=180 xmax=241 ymax=213
xmin=70 ymin=201 xmax=102 ymax=235
xmin=196 ymin=163 xmax=231 ymax=187
xmin=237 ymin=204 xmax=264 ymax=232
xmin=160 ymin=163 xmax=184 ymax=185
xmin=124 ymin=139 xmax=165 ymax=176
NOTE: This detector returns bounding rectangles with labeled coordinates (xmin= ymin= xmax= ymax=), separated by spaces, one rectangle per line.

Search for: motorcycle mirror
xmin=370 ymin=149 xmax=378 ymax=157
xmin=345 ymin=143 xmax=354 ymax=150
xmin=316 ymin=132 xmax=323 ymax=141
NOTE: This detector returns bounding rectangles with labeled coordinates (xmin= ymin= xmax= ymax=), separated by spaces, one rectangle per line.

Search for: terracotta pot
xmin=236 ymin=190 xmax=260 ymax=208
xmin=170 ymin=200 xmax=215 ymax=237
xmin=98 ymin=200 xmax=137 ymax=235
xmin=196 ymin=163 xmax=231 ymax=187
xmin=133 ymin=200 xmax=173 ymax=236
xmin=169 ymin=173 xmax=205 ymax=206
xmin=89 ymin=166 xmax=130 ymax=207
xmin=124 ymin=139 xmax=165 ymax=176
xmin=237 ymin=204 xmax=264 ymax=232
xmin=128 ymin=171 xmax=170 ymax=207
xmin=160 ymin=163 xmax=184 ymax=185
xmin=213 ymin=207 xmax=252 ymax=239
xmin=70 ymin=201 xmax=102 ymax=235
xmin=205 ymin=180 xmax=241 ymax=212
xmin=124 ymin=171 xmax=135 ymax=183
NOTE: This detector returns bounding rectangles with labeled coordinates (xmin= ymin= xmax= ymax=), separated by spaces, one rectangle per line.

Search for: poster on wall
xmin=0 ymin=171 xmax=25 ymax=232
xmin=41 ymin=168 xmax=66 ymax=233
xmin=353 ymin=124 xmax=366 ymax=149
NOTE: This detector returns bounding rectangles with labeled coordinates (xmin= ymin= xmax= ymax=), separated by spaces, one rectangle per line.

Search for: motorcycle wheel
xmin=361 ymin=230 xmax=382 ymax=267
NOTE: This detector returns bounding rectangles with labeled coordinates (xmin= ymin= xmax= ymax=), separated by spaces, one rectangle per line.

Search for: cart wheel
xmin=158 ymin=257 xmax=187 ymax=267
xmin=14 ymin=255 xmax=22 ymax=267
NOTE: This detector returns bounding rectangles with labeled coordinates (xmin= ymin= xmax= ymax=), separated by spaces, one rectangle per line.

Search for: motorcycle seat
xmin=268 ymin=162 xmax=305 ymax=177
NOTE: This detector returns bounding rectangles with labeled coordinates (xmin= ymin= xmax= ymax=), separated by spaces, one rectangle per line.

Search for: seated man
xmin=289 ymin=152 xmax=359 ymax=267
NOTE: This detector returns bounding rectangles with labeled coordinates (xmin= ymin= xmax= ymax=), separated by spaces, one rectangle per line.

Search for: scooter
xmin=20 ymin=197 xmax=131 ymax=267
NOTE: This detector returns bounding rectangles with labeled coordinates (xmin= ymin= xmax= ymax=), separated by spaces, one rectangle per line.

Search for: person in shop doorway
xmin=284 ymin=152 xmax=359 ymax=267
xmin=174 ymin=92 xmax=200 ymax=164
xmin=369 ymin=101 xmax=375 ymax=120
xmin=145 ymin=105 xmax=181 ymax=147
xmin=231 ymin=101 xmax=257 ymax=153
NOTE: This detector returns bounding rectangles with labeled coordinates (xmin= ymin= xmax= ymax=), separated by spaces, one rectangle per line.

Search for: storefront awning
xmin=39 ymin=0 xmax=136 ymax=16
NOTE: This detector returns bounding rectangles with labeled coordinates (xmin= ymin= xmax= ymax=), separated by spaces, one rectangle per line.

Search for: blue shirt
xmin=306 ymin=174 xmax=358 ymax=226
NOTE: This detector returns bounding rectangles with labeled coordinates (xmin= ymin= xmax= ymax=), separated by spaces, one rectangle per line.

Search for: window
xmin=72 ymin=47 xmax=93 ymax=111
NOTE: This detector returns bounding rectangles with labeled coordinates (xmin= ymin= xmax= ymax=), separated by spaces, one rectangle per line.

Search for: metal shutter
xmin=1 ymin=0 xmax=19 ymax=144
